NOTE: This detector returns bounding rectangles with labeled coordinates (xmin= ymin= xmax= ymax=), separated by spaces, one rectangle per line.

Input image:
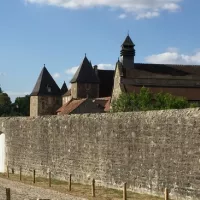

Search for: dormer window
xmin=47 ymin=85 xmax=52 ymax=93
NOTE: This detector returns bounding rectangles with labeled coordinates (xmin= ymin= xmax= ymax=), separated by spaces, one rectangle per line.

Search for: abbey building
xmin=30 ymin=35 xmax=200 ymax=116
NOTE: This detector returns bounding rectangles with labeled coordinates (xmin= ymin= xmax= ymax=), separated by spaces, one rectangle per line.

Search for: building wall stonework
xmin=1 ymin=109 xmax=200 ymax=199
xmin=62 ymin=96 xmax=72 ymax=105
xmin=71 ymin=83 xmax=99 ymax=99
xmin=30 ymin=96 xmax=62 ymax=116
xmin=112 ymin=65 xmax=123 ymax=102
xmin=30 ymin=96 xmax=38 ymax=117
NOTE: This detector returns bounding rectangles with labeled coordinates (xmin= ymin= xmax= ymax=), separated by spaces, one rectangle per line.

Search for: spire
xmin=30 ymin=65 xmax=61 ymax=96
xmin=70 ymin=55 xmax=99 ymax=84
xmin=61 ymin=81 xmax=68 ymax=95
xmin=120 ymin=35 xmax=135 ymax=67
xmin=121 ymin=35 xmax=134 ymax=47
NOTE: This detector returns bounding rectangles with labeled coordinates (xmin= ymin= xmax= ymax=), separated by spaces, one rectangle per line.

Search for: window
xmin=47 ymin=85 xmax=52 ymax=92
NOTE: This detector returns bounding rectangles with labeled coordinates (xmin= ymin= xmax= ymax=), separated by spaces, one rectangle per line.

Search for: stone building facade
xmin=30 ymin=35 xmax=200 ymax=116
xmin=30 ymin=66 xmax=63 ymax=116
xmin=112 ymin=35 xmax=200 ymax=102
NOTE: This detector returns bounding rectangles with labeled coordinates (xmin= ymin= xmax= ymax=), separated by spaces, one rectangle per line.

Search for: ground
xmin=0 ymin=173 xmax=168 ymax=200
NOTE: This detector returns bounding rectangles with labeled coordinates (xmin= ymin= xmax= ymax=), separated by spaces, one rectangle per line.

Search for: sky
xmin=0 ymin=0 xmax=200 ymax=101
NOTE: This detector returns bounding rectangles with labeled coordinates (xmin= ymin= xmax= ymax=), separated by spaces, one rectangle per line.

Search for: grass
xmin=0 ymin=172 xmax=166 ymax=200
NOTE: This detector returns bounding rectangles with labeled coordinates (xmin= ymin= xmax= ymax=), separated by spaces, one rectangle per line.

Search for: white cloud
xmin=145 ymin=48 xmax=200 ymax=65
xmin=24 ymin=0 xmax=182 ymax=19
xmin=97 ymin=63 xmax=115 ymax=70
xmin=65 ymin=66 xmax=79 ymax=75
xmin=53 ymin=72 xmax=61 ymax=79
xmin=118 ymin=14 xmax=127 ymax=19
xmin=136 ymin=11 xmax=160 ymax=20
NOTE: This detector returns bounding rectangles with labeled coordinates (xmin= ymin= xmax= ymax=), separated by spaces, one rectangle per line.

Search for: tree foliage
xmin=14 ymin=95 xmax=30 ymax=116
xmin=0 ymin=87 xmax=30 ymax=116
xmin=111 ymin=87 xmax=198 ymax=112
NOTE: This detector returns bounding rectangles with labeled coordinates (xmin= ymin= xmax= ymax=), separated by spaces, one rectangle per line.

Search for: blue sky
xmin=0 ymin=0 xmax=200 ymax=101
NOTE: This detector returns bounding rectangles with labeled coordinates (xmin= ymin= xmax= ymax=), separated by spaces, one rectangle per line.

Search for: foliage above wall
xmin=0 ymin=87 xmax=30 ymax=116
xmin=111 ymin=87 xmax=198 ymax=112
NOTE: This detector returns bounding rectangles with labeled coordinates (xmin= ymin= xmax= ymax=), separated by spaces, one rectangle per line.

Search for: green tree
xmin=0 ymin=92 xmax=12 ymax=116
xmin=0 ymin=87 xmax=3 ymax=93
xmin=111 ymin=87 xmax=198 ymax=112
xmin=154 ymin=92 xmax=190 ymax=109
xmin=13 ymin=95 xmax=30 ymax=116
xmin=137 ymin=87 xmax=153 ymax=111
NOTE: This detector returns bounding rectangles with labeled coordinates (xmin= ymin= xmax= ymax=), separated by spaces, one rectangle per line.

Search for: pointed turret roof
xmin=61 ymin=81 xmax=68 ymax=95
xmin=70 ymin=55 xmax=100 ymax=83
xmin=30 ymin=65 xmax=61 ymax=96
xmin=122 ymin=35 xmax=134 ymax=47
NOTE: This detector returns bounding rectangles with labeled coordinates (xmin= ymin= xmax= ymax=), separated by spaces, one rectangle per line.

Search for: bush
xmin=111 ymin=87 xmax=198 ymax=112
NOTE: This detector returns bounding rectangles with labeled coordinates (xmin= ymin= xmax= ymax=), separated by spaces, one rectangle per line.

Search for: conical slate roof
xmin=70 ymin=56 xmax=100 ymax=83
xmin=122 ymin=35 xmax=134 ymax=46
xmin=30 ymin=66 xmax=61 ymax=96
xmin=61 ymin=81 xmax=68 ymax=95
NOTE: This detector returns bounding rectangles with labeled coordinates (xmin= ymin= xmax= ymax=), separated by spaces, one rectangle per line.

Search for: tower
xmin=30 ymin=65 xmax=62 ymax=116
xmin=70 ymin=55 xmax=100 ymax=98
xmin=61 ymin=81 xmax=68 ymax=95
xmin=120 ymin=34 xmax=135 ymax=67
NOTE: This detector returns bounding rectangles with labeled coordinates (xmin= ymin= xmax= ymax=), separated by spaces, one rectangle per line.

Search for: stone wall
xmin=30 ymin=96 xmax=62 ymax=116
xmin=71 ymin=83 xmax=99 ymax=98
xmin=1 ymin=109 xmax=200 ymax=199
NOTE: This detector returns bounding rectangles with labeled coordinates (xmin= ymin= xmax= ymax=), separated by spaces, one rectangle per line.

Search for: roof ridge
xmin=135 ymin=63 xmax=200 ymax=67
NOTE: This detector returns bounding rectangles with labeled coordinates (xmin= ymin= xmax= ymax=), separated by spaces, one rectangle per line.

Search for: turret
xmin=30 ymin=64 xmax=62 ymax=116
xmin=120 ymin=35 xmax=135 ymax=67
xmin=70 ymin=54 xmax=100 ymax=98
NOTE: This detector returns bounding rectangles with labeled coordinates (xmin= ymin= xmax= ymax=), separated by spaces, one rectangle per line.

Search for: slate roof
xmin=122 ymin=35 xmax=134 ymax=46
xmin=123 ymin=63 xmax=200 ymax=77
xmin=30 ymin=66 xmax=61 ymax=96
xmin=97 ymin=69 xmax=114 ymax=97
xmin=61 ymin=81 xmax=68 ymax=95
xmin=134 ymin=63 xmax=190 ymax=76
xmin=70 ymin=56 xmax=100 ymax=83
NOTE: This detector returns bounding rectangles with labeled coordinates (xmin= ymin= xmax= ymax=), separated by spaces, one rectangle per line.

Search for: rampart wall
xmin=1 ymin=109 xmax=200 ymax=199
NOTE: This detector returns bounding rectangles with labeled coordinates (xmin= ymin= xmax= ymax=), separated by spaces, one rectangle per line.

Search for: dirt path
xmin=0 ymin=177 xmax=87 ymax=200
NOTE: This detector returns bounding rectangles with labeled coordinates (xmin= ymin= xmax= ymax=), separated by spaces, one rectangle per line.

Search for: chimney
xmin=94 ymin=65 xmax=98 ymax=76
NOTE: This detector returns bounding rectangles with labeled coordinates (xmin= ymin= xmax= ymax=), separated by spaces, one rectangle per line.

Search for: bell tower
xmin=120 ymin=34 xmax=135 ymax=68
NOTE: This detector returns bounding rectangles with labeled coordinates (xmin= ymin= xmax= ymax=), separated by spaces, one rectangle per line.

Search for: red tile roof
xmin=57 ymin=99 xmax=86 ymax=114
xmin=92 ymin=97 xmax=111 ymax=112
xmin=57 ymin=97 xmax=111 ymax=115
